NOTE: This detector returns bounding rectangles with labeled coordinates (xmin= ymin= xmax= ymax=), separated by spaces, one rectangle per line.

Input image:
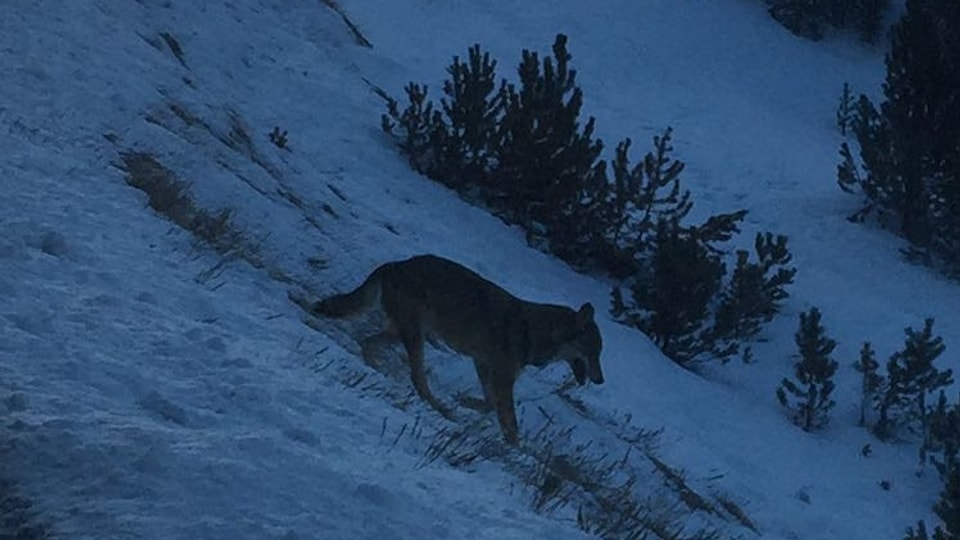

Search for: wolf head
xmin=559 ymin=303 xmax=604 ymax=386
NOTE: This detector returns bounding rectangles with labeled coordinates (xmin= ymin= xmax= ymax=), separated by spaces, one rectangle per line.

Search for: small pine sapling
xmin=607 ymin=132 xmax=691 ymax=250
xmin=854 ymin=342 xmax=883 ymax=427
xmin=836 ymin=142 xmax=863 ymax=196
xmin=836 ymin=94 xmax=897 ymax=225
xmin=837 ymin=82 xmax=855 ymax=136
xmin=610 ymin=203 xmax=749 ymax=367
xmin=439 ymin=44 xmax=505 ymax=188
xmin=494 ymin=33 xmax=603 ymax=235
xmin=381 ymin=82 xmax=447 ymax=178
xmin=777 ymin=307 xmax=839 ymax=431
xmin=712 ymin=232 xmax=796 ymax=360
xmin=588 ymin=129 xmax=693 ymax=277
xmin=874 ymin=319 xmax=953 ymax=440
xmin=611 ymin=219 xmax=724 ymax=368
xmin=268 ymin=126 xmax=289 ymax=149
xmin=639 ymin=128 xmax=692 ymax=228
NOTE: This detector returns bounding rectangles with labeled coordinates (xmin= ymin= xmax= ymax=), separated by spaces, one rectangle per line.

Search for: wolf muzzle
xmin=571 ymin=358 xmax=604 ymax=386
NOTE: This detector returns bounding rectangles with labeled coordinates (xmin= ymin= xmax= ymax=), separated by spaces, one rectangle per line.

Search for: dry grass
xmin=410 ymin=402 xmax=723 ymax=540
xmin=119 ymin=151 xmax=260 ymax=265
xmin=520 ymin=421 xmax=720 ymax=540
xmin=715 ymin=493 xmax=759 ymax=534
xmin=321 ymin=0 xmax=372 ymax=47
xmin=648 ymin=455 xmax=718 ymax=516
xmin=159 ymin=32 xmax=186 ymax=67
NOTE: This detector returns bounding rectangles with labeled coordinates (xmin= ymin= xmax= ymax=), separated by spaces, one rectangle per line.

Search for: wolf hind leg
xmin=380 ymin=282 xmax=455 ymax=421
xmin=457 ymin=393 xmax=494 ymax=412
xmin=395 ymin=319 xmax=456 ymax=420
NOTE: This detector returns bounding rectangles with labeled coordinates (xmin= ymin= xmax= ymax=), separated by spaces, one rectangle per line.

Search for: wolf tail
xmin=312 ymin=264 xmax=388 ymax=318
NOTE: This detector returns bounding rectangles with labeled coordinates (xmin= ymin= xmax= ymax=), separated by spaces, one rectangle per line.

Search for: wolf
xmin=311 ymin=254 xmax=604 ymax=444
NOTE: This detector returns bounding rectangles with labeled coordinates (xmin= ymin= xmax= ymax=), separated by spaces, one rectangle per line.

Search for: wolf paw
xmin=456 ymin=394 xmax=493 ymax=412
xmin=435 ymin=403 xmax=459 ymax=422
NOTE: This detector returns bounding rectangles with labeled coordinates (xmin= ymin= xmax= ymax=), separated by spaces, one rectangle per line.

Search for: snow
xmin=1 ymin=1 xmax=957 ymax=539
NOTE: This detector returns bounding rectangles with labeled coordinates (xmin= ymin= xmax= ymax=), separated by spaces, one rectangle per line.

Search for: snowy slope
xmin=2 ymin=1 xmax=958 ymax=539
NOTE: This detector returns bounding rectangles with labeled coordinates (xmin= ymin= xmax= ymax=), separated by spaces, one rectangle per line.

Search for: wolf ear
xmin=577 ymin=303 xmax=595 ymax=325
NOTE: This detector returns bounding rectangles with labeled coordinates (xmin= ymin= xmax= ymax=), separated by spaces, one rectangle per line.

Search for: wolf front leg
xmin=473 ymin=359 xmax=520 ymax=444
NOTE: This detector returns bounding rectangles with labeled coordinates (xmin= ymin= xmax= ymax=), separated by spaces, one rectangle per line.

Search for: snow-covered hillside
xmin=2 ymin=1 xmax=957 ymax=539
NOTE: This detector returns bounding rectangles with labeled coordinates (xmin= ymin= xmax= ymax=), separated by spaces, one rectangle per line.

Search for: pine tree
xmin=713 ymin=233 xmax=796 ymax=355
xmin=438 ymin=44 xmax=505 ymax=189
xmin=839 ymin=95 xmax=898 ymax=223
xmin=381 ymin=35 xmax=617 ymax=272
xmin=777 ymin=308 xmax=839 ymax=431
xmin=882 ymin=0 xmax=945 ymax=247
xmin=611 ymin=218 xmax=724 ymax=368
xmin=924 ymin=392 xmax=960 ymax=475
xmin=854 ymin=342 xmax=883 ymax=427
xmin=494 ymin=33 xmax=604 ymax=238
xmin=840 ymin=0 xmax=960 ymax=273
xmin=580 ymin=129 xmax=692 ymax=277
xmin=874 ymin=319 xmax=954 ymax=440
xmin=934 ymin=463 xmax=960 ymax=539
xmin=381 ymin=82 xmax=447 ymax=178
